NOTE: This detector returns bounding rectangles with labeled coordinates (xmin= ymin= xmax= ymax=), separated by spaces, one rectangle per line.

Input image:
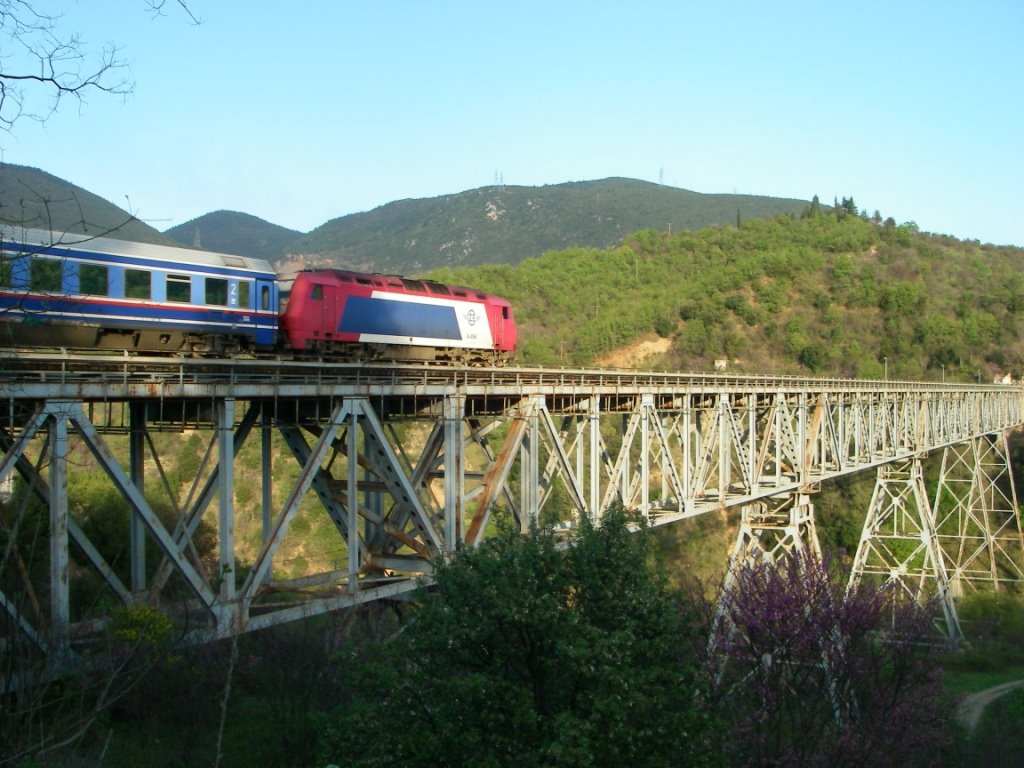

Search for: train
xmin=0 ymin=228 xmax=518 ymax=365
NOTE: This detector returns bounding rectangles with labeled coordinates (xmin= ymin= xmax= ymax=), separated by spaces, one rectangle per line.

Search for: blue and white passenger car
xmin=0 ymin=228 xmax=279 ymax=354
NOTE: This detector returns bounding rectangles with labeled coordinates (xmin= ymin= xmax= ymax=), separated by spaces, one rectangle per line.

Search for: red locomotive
xmin=280 ymin=269 xmax=517 ymax=365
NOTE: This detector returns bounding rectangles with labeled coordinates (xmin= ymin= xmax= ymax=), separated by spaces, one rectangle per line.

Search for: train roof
xmin=295 ymin=268 xmax=510 ymax=303
xmin=0 ymin=226 xmax=276 ymax=276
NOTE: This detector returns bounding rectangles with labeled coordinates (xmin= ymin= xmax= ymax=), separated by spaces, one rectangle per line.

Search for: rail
xmin=0 ymin=350 xmax=1014 ymax=396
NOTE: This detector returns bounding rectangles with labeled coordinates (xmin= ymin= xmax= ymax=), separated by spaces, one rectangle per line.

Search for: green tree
xmin=798 ymin=343 xmax=826 ymax=371
xmin=802 ymin=194 xmax=822 ymax=218
xmin=654 ymin=311 xmax=676 ymax=337
xmin=784 ymin=316 xmax=807 ymax=355
xmin=680 ymin=318 xmax=710 ymax=356
xmin=318 ymin=511 xmax=720 ymax=768
xmin=917 ymin=312 xmax=961 ymax=367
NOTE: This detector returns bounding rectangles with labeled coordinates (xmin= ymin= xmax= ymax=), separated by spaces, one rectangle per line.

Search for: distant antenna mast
xmin=659 ymin=167 xmax=664 ymax=185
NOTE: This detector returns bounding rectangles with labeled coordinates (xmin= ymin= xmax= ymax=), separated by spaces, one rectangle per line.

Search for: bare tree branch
xmin=0 ymin=0 xmax=133 ymax=133
xmin=144 ymin=0 xmax=202 ymax=25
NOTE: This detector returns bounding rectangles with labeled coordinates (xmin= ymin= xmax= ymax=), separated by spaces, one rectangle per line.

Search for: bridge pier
xmin=849 ymin=456 xmax=962 ymax=642
xmin=848 ymin=436 xmax=1024 ymax=643
xmin=710 ymin=491 xmax=822 ymax=656
xmin=932 ymin=434 xmax=1024 ymax=592
xmin=724 ymin=492 xmax=822 ymax=569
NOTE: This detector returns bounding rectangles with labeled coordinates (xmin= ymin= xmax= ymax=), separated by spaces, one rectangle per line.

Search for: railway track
xmin=0 ymin=349 xmax=998 ymax=394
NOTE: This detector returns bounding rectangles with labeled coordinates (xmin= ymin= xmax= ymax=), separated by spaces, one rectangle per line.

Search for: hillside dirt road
xmin=958 ymin=679 xmax=1024 ymax=730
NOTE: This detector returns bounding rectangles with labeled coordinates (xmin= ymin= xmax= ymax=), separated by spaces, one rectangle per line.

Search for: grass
xmin=942 ymin=663 xmax=1024 ymax=696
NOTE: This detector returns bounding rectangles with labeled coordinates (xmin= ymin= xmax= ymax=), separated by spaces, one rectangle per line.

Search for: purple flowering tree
xmin=706 ymin=551 xmax=953 ymax=767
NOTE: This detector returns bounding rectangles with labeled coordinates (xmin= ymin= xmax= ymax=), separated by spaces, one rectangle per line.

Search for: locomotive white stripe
xmin=369 ymin=290 xmax=494 ymax=348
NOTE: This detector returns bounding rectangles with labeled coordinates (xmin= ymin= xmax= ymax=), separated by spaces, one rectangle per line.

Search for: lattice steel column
xmin=261 ymin=402 xmax=273 ymax=544
xmin=443 ymin=394 xmax=465 ymax=548
xmin=848 ymin=457 xmax=962 ymax=642
xmin=715 ymin=493 xmax=820 ymax=630
xmin=217 ymin=397 xmax=236 ymax=603
xmin=724 ymin=492 xmax=821 ymax=571
xmin=48 ymin=407 xmax=69 ymax=648
xmin=933 ymin=434 xmax=1024 ymax=593
xmin=129 ymin=402 xmax=146 ymax=593
xmin=710 ymin=491 xmax=820 ymax=662
xmin=522 ymin=399 xmax=540 ymax=525
xmin=589 ymin=397 xmax=601 ymax=518
xmin=347 ymin=405 xmax=360 ymax=593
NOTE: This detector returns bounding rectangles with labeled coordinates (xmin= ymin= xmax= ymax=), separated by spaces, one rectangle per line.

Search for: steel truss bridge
xmin=2 ymin=353 xmax=1023 ymax=659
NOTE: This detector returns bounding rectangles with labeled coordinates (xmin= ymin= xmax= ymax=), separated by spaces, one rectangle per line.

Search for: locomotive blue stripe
xmin=340 ymin=296 xmax=462 ymax=340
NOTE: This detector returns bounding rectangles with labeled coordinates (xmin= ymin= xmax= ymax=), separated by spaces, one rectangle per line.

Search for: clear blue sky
xmin=4 ymin=1 xmax=1022 ymax=245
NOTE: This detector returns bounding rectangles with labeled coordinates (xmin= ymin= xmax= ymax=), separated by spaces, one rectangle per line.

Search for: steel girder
xmin=0 ymin=379 xmax=1021 ymax=654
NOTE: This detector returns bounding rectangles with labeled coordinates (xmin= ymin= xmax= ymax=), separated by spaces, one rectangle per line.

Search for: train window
xmin=125 ymin=269 xmax=151 ymax=300
xmin=475 ymin=292 xmax=486 ymax=299
xmin=206 ymin=277 xmax=228 ymax=306
xmin=0 ymin=256 xmax=13 ymax=288
xmin=427 ymin=283 xmax=450 ymax=295
xmin=453 ymin=290 xmax=467 ymax=297
xmin=30 ymin=258 xmax=62 ymax=292
xmin=502 ymin=307 xmax=510 ymax=319
xmin=338 ymin=275 xmax=353 ymax=283
xmin=238 ymin=281 xmax=250 ymax=308
xmin=310 ymin=284 xmax=324 ymax=300
xmin=261 ymin=285 xmax=271 ymax=310
xmin=167 ymin=274 xmax=191 ymax=303
xmin=80 ymin=264 xmax=108 ymax=296
xmin=356 ymin=278 xmax=372 ymax=286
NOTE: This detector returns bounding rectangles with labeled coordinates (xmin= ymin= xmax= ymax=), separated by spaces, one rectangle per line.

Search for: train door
xmin=320 ymin=283 xmax=340 ymax=343
xmin=490 ymin=305 xmax=504 ymax=349
xmin=257 ymin=279 xmax=275 ymax=312
xmin=255 ymin=278 xmax=277 ymax=346
xmin=493 ymin=303 xmax=514 ymax=350
xmin=301 ymin=280 xmax=339 ymax=345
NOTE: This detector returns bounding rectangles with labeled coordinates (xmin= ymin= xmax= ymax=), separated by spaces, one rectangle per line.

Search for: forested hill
xmin=0 ymin=163 xmax=172 ymax=244
xmin=287 ymin=178 xmax=810 ymax=273
xmin=428 ymin=210 xmax=1024 ymax=382
xmin=164 ymin=210 xmax=302 ymax=261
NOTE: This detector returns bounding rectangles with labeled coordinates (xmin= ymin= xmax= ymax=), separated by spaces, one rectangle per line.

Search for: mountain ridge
xmin=283 ymin=177 xmax=811 ymax=273
xmin=164 ymin=210 xmax=302 ymax=262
